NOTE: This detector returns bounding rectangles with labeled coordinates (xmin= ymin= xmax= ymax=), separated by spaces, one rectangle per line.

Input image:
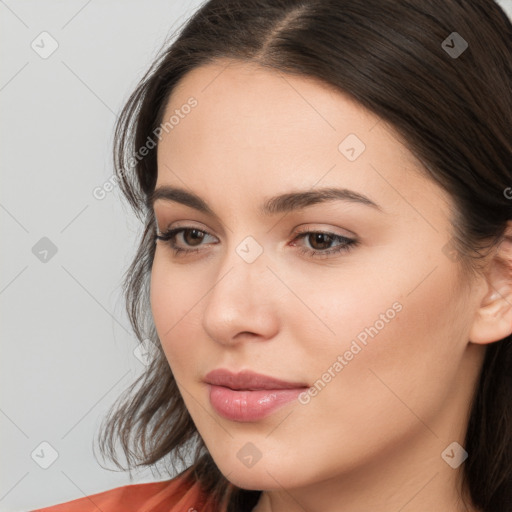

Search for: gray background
xmin=1 ymin=1 xmax=511 ymax=511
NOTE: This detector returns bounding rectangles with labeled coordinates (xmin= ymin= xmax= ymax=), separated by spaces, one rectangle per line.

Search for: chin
xmin=217 ymin=460 xmax=304 ymax=491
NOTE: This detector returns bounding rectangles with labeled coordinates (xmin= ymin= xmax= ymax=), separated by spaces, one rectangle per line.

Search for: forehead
xmin=163 ymin=59 xmax=390 ymax=149
xmin=161 ymin=59 xmax=418 ymax=162
xmin=156 ymin=59 xmax=450 ymax=220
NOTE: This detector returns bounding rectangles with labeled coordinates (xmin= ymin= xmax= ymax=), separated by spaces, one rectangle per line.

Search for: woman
xmin=33 ymin=0 xmax=512 ymax=511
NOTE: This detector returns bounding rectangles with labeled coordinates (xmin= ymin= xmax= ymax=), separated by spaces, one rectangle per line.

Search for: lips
xmin=204 ymin=369 xmax=309 ymax=422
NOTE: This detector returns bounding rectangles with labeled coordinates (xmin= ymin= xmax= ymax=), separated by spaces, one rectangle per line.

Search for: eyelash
xmin=155 ymin=227 xmax=358 ymax=259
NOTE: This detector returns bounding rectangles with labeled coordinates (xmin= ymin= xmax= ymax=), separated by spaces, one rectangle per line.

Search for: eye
xmin=155 ymin=227 xmax=217 ymax=256
xmin=290 ymin=229 xmax=358 ymax=259
xmin=155 ymin=226 xmax=359 ymax=259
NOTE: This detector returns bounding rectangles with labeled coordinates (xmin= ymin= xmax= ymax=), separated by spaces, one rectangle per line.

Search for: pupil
xmin=186 ymin=229 xmax=204 ymax=246
xmin=310 ymin=233 xmax=331 ymax=250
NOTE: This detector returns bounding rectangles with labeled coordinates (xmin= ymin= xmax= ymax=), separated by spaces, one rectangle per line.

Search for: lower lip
xmin=208 ymin=384 xmax=307 ymax=422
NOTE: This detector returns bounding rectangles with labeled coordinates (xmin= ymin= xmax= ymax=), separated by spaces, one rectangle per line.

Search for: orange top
xmin=31 ymin=469 xmax=226 ymax=512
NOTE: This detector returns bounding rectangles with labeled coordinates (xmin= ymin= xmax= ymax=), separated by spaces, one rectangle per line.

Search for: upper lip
xmin=204 ymin=369 xmax=309 ymax=390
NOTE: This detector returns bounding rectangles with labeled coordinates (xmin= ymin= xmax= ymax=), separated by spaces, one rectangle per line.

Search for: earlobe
xmin=469 ymin=225 xmax=512 ymax=345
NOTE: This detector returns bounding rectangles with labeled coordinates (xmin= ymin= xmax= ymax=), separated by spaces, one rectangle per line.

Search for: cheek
xmin=296 ymin=256 xmax=466 ymax=433
xmin=245 ymin=260 xmax=468 ymax=482
xmin=149 ymin=254 xmax=205 ymax=369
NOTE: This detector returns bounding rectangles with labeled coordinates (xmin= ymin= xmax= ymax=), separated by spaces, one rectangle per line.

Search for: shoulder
xmin=31 ymin=468 xmax=220 ymax=512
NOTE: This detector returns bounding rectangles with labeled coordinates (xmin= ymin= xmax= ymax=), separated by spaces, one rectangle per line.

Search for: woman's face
xmin=150 ymin=59 xmax=486 ymax=493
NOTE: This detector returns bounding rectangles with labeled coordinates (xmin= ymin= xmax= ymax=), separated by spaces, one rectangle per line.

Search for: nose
xmin=201 ymin=243 xmax=280 ymax=347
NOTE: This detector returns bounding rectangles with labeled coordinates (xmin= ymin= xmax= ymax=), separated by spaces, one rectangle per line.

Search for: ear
xmin=469 ymin=222 xmax=512 ymax=345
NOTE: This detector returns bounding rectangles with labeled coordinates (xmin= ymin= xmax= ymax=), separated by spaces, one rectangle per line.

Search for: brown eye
xmin=182 ymin=229 xmax=206 ymax=247
xmin=155 ymin=227 xmax=218 ymax=256
xmin=306 ymin=232 xmax=335 ymax=251
xmin=290 ymin=230 xmax=358 ymax=259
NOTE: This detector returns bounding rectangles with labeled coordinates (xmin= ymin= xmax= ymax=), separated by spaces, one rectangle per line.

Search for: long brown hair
xmin=95 ymin=1 xmax=512 ymax=510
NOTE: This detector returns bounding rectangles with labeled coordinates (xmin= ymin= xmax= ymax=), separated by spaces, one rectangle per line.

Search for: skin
xmin=150 ymin=59 xmax=512 ymax=512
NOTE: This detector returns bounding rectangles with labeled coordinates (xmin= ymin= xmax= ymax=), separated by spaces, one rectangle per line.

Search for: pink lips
xmin=204 ymin=369 xmax=309 ymax=422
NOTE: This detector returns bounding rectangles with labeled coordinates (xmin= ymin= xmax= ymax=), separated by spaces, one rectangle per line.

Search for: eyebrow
xmin=149 ymin=185 xmax=383 ymax=217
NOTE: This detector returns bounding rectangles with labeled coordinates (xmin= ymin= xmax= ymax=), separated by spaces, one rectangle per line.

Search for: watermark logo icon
xmin=338 ymin=134 xmax=366 ymax=161
xmin=31 ymin=441 xmax=59 ymax=469
xmin=133 ymin=338 xmax=153 ymax=365
xmin=441 ymin=441 xmax=468 ymax=469
xmin=237 ymin=442 xmax=262 ymax=468
xmin=442 ymin=32 xmax=468 ymax=59
xmin=441 ymin=237 xmax=461 ymax=262
xmin=32 ymin=237 xmax=58 ymax=263
xmin=236 ymin=236 xmax=263 ymax=264
xmin=31 ymin=32 xmax=59 ymax=59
